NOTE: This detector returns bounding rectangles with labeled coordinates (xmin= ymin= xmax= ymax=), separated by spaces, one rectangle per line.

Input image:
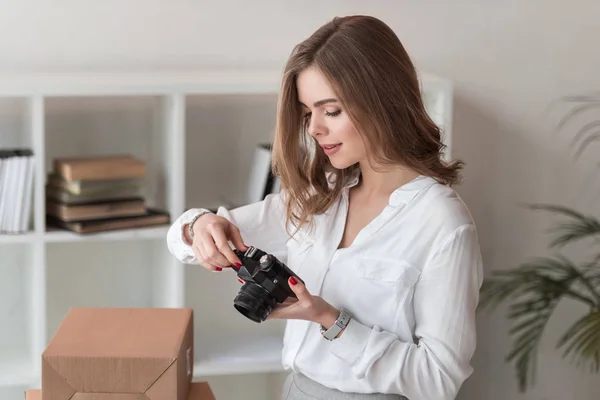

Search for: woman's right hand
xmin=186 ymin=213 xmax=248 ymax=272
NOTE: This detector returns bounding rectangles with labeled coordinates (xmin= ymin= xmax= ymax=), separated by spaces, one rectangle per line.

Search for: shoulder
xmin=407 ymin=178 xmax=478 ymax=243
xmin=419 ymin=181 xmax=474 ymax=225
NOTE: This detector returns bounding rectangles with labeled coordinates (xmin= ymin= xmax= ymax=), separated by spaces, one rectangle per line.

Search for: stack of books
xmin=45 ymin=154 xmax=170 ymax=234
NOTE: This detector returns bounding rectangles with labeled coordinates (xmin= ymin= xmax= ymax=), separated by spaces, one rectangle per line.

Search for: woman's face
xmin=296 ymin=66 xmax=367 ymax=170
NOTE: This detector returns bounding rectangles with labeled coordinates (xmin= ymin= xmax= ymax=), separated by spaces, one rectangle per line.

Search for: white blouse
xmin=166 ymin=173 xmax=483 ymax=400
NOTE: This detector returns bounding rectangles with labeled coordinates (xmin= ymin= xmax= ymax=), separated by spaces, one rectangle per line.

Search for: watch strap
xmin=320 ymin=308 xmax=352 ymax=341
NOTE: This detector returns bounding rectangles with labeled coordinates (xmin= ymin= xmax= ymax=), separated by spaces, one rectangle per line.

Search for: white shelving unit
xmin=0 ymin=69 xmax=453 ymax=400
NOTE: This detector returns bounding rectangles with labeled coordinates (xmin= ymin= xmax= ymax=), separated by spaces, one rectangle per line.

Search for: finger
xmin=191 ymin=243 xmax=204 ymax=264
xmin=204 ymin=261 xmax=224 ymax=272
xmin=194 ymin=244 xmax=223 ymax=272
xmin=212 ymin=228 xmax=242 ymax=267
xmin=227 ymin=224 xmax=248 ymax=251
xmin=200 ymin=232 xmax=230 ymax=267
xmin=288 ymin=277 xmax=311 ymax=302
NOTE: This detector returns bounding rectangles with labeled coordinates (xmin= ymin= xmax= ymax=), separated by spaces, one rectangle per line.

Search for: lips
xmin=320 ymin=143 xmax=342 ymax=156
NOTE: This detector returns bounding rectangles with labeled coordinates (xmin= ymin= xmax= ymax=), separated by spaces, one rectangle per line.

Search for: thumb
xmin=288 ymin=276 xmax=310 ymax=301
xmin=228 ymin=224 xmax=248 ymax=251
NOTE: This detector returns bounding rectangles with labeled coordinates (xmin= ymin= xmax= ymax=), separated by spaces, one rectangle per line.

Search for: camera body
xmin=231 ymin=246 xmax=304 ymax=323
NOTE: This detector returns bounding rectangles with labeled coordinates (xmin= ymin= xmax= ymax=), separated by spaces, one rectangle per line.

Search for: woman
xmin=167 ymin=15 xmax=483 ymax=400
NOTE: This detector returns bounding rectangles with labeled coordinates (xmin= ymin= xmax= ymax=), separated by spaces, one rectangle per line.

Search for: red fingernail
xmin=235 ymin=262 xmax=241 ymax=267
xmin=238 ymin=278 xmax=245 ymax=284
xmin=289 ymin=277 xmax=297 ymax=285
xmin=216 ymin=267 xmax=222 ymax=271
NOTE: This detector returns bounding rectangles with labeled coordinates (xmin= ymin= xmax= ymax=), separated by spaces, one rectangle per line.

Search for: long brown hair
xmin=271 ymin=15 xmax=463 ymax=233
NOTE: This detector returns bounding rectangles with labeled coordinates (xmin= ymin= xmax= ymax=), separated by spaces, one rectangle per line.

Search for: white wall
xmin=2 ymin=0 xmax=600 ymax=399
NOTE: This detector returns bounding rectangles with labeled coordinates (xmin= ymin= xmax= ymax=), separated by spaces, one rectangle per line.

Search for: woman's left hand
xmin=266 ymin=276 xmax=340 ymax=328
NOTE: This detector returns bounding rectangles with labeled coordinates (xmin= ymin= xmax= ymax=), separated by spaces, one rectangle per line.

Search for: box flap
xmin=145 ymin=357 xmax=178 ymax=398
xmin=41 ymin=356 xmax=76 ymax=398
xmin=44 ymin=354 xmax=173 ymax=394
xmin=25 ymin=386 xmax=215 ymax=400
xmin=44 ymin=308 xmax=191 ymax=358
xmin=72 ymin=394 xmax=147 ymax=399
xmin=43 ymin=307 xmax=193 ymax=395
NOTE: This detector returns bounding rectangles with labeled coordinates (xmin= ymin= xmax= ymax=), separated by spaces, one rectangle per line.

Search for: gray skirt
xmin=281 ymin=372 xmax=408 ymax=400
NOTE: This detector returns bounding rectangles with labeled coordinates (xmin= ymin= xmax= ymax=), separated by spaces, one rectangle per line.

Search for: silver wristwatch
xmin=320 ymin=308 xmax=352 ymax=341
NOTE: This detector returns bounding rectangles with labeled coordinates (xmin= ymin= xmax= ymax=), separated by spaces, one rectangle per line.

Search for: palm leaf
xmin=554 ymin=101 xmax=600 ymax=134
xmin=556 ymin=309 xmax=600 ymax=373
xmin=525 ymin=204 xmax=600 ymax=248
xmin=586 ymin=267 xmax=600 ymax=290
xmin=479 ymin=255 xmax=600 ymax=391
xmin=551 ymin=92 xmax=600 ymax=158
xmin=572 ymin=122 xmax=600 ymax=159
xmin=480 ymin=256 xmax=598 ymax=311
xmin=505 ymin=295 xmax=560 ymax=391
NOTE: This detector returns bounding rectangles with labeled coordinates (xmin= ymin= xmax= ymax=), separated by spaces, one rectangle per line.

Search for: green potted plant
xmin=478 ymin=92 xmax=600 ymax=392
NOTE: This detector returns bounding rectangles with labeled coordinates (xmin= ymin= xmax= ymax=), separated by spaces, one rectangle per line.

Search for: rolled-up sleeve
xmin=166 ymin=192 xmax=290 ymax=265
xmin=330 ymin=224 xmax=483 ymax=400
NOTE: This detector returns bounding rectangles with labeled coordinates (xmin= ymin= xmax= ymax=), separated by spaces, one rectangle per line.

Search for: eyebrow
xmin=299 ymin=98 xmax=338 ymax=108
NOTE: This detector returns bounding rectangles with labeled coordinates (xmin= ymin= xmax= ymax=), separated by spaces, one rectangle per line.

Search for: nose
xmin=306 ymin=114 xmax=326 ymax=138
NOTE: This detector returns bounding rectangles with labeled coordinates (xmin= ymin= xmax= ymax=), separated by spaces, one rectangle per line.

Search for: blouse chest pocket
xmin=356 ymin=257 xmax=421 ymax=287
xmin=351 ymin=257 xmax=421 ymax=330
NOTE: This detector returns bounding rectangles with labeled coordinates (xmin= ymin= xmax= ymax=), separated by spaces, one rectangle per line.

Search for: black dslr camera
xmin=231 ymin=246 xmax=304 ymax=323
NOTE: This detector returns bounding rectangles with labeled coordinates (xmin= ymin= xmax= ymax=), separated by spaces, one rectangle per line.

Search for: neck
xmin=356 ymin=161 xmax=420 ymax=195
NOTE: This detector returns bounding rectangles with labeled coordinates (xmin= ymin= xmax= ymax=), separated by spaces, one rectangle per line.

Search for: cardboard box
xmin=24 ymin=390 xmax=40 ymax=400
xmin=42 ymin=307 xmax=194 ymax=400
xmin=24 ymin=382 xmax=215 ymax=400
xmin=188 ymin=382 xmax=216 ymax=400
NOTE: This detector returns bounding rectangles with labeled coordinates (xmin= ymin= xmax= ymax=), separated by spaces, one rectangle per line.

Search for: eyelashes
xmin=302 ymin=109 xmax=342 ymax=121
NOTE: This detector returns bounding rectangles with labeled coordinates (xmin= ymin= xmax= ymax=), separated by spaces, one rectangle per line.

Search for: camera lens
xmin=233 ymin=283 xmax=278 ymax=323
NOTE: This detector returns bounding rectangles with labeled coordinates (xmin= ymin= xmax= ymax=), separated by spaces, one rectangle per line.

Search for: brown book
xmin=46 ymin=184 xmax=143 ymax=205
xmin=53 ymin=154 xmax=146 ymax=182
xmin=47 ymin=172 xmax=143 ymax=195
xmin=48 ymin=208 xmax=170 ymax=234
xmin=46 ymin=198 xmax=146 ymax=222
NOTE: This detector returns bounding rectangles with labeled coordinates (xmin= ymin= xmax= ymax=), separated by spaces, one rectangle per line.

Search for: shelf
xmin=0 ymin=69 xmax=453 ymax=400
xmin=0 ymin=69 xmax=446 ymax=98
xmin=0 ymin=226 xmax=171 ymax=244
xmin=0 ymin=69 xmax=283 ymax=97
xmin=193 ymin=334 xmax=284 ymax=378
xmin=43 ymin=224 xmax=170 ymax=243
xmin=0 ymin=232 xmax=37 ymax=244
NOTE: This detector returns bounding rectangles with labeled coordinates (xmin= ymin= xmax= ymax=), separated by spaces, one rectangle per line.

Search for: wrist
xmin=319 ymin=307 xmax=352 ymax=340
xmin=187 ymin=210 xmax=212 ymax=241
xmin=317 ymin=306 xmax=339 ymax=329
